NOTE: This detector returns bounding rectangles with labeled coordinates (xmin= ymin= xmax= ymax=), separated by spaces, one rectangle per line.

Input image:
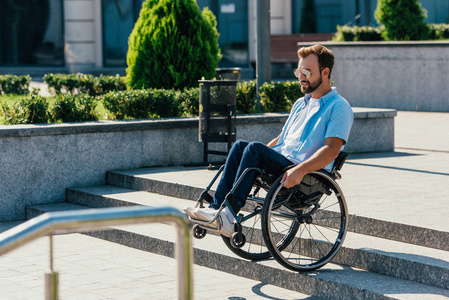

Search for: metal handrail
xmin=0 ymin=206 xmax=193 ymax=300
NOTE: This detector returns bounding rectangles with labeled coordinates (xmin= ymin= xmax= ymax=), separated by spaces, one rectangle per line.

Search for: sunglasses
xmin=293 ymin=68 xmax=323 ymax=79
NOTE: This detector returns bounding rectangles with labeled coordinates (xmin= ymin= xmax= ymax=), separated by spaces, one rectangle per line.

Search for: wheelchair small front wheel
xmin=230 ymin=232 xmax=246 ymax=248
xmin=192 ymin=224 xmax=207 ymax=239
xmin=221 ymin=198 xmax=272 ymax=261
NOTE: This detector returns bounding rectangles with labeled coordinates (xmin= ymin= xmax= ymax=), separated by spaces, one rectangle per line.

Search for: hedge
xmin=1 ymin=73 xmax=307 ymax=124
xmin=333 ymin=25 xmax=383 ymax=42
xmin=102 ymin=89 xmax=180 ymax=119
xmin=260 ymin=81 xmax=304 ymax=112
xmin=428 ymin=23 xmax=449 ymax=40
xmin=236 ymin=80 xmax=257 ymax=114
xmin=51 ymin=94 xmax=98 ymax=123
xmin=44 ymin=73 xmax=127 ymax=96
xmin=333 ymin=23 xmax=449 ymax=42
xmin=0 ymin=75 xmax=31 ymax=95
xmin=1 ymin=93 xmax=49 ymax=124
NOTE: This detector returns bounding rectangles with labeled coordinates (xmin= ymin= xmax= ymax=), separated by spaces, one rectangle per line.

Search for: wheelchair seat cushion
xmin=284 ymin=174 xmax=331 ymax=209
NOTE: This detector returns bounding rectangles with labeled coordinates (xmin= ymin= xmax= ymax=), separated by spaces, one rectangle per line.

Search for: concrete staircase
xmin=27 ymin=166 xmax=449 ymax=300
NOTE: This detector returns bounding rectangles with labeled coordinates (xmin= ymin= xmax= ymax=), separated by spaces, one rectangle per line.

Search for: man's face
xmin=296 ymin=55 xmax=322 ymax=95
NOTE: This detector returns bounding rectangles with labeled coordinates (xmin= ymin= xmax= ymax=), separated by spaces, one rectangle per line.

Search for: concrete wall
xmin=0 ymin=109 xmax=395 ymax=222
xmin=64 ymin=0 xmax=102 ymax=73
xmin=302 ymin=41 xmax=449 ymax=112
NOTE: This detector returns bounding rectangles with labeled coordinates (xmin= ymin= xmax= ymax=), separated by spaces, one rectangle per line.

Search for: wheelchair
xmin=189 ymin=152 xmax=349 ymax=272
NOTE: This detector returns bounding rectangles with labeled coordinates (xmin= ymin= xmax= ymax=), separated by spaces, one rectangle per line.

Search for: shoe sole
xmin=183 ymin=208 xmax=196 ymax=218
xmin=193 ymin=212 xmax=210 ymax=221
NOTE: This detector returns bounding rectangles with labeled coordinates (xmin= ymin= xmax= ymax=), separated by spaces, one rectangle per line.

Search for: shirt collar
xmin=304 ymin=87 xmax=338 ymax=106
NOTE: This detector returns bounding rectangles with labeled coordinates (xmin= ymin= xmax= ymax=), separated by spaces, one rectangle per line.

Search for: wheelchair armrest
xmin=331 ymin=152 xmax=348 ymax=173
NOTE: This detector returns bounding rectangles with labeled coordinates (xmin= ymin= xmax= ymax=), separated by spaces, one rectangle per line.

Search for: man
xmin=185 ymin=44 xmax=354 ymax=237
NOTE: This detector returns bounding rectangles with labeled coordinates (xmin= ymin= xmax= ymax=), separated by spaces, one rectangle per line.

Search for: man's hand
xmin=280 ymin=137 xmax=344 ymax=189
xmin=281 ymin=164 xmax=306 ymax=189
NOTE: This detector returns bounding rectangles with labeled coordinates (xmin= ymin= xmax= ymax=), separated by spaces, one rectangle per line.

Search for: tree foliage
xmin=374 ymin=0 xmax=429 ymax=40
xmin=126 ymin=0 xmax=221 ymax=90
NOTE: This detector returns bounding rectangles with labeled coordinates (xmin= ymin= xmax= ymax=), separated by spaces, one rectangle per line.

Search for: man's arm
xmin=281 ymin=137 xmax=343 ymax=188
xmin=267 ymin=134 xmax=281 ymax=147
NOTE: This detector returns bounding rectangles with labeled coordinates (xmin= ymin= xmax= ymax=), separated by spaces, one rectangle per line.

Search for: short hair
xmin=297 ymin=44 xmax=334 ymax=79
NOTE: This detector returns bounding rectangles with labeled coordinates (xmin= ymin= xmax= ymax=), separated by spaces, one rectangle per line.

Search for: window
xmin=0 ymin=0 xmax=64 ymax=66
xmin=197 ymin=0 xmax=249 ymax=67
xmin=102 ymin=0 xmax=145 ymax=67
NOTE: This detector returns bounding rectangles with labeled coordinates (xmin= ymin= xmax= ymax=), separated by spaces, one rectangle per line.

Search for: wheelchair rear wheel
xmin=262 ymin=171 xmax=348 ymax=271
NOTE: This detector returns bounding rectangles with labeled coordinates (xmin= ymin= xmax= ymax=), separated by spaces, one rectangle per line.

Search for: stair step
xmin=64 ymin=185 xmax=449 ymax=290
xmin=106 ymin=167 xmax=209 ymax=201
xmin=106 ymin=167 xmax=449 ymax=252
xmin=27 ymin=202 xmax=449 ymax=300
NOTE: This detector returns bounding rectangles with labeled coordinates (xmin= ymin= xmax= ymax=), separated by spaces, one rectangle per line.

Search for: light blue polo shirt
xmin=271 ymin=87 xmax=354 ymax=171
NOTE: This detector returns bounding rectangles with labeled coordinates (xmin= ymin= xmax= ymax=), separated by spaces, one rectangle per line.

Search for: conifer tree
xmin=374 ymin=0 xmax=429 ymax=40
xmin=126 ymin=0 xmax=221 ymax=90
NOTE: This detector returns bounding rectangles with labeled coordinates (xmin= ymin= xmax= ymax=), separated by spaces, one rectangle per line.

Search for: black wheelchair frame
xmin=189 ymin=152 xmax=349 ymax=272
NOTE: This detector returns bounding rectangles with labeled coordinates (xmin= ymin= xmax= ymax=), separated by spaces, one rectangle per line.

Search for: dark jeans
xmin=210 ymin=140 xmax=294 ymax=213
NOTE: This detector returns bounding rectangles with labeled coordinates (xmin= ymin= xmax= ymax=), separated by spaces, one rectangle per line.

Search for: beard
xmin=301 ymin=74 xmax=322 ymax=94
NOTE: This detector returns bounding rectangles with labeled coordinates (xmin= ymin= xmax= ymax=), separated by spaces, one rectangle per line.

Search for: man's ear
xmin=322 ymin=67 xmax=330 ymax=78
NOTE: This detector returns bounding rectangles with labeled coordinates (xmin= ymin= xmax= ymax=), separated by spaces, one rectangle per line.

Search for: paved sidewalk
xmin=0 ymin=231 xmax=316 ymax=300
xmin=341 ymin=111 xmax=449 ymax=233
xmin=395 ymin=111 xmax=449 ymax=153
xmin=0 ymin=111 xmax=448 ymax=299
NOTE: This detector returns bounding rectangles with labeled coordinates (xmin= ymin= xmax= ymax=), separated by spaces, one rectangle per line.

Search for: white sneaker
xmin=183 ymin=206 xmax=199 ymax=219
xmin=218 ymin=212 xmax=234 ymax=237
xmin=187 ymin=206 xmax=234 ymax=237
xmin=184 ymin=206 xmax=218 ymax=227
xmin=194 ymin=207 xmax=219 ymax=222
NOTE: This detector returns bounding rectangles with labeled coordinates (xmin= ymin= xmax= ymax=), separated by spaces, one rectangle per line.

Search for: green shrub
xmin=43 ymin=73 xmax=64 ymax=94
xmin=1 ymin=93 xmax=49 ymax=124
xmin=102 ymin=89 xmax=179 ymax=119
xmin=236 ymin=80 xmax=257 ymax=114
xmin=44 ymin=73 xmax=94 ymax=95
xmin=96 ymin=74 xmax=127 ymax=95
xmin=103 ymin=90 xmax=151 ymax=119
xmin=44 ymin=73 xmax=126 ymax=96
xmin=429 ymin=24 xmax=449 ymax=40
xmin=126 ymin=0 xmax=221 ymax=90
xmin=152 ymin=89 xmax=179 ymax=118
xmin=178 ymin=87 xmax=200 ymax=117
xmin=51 ymin=94 xmax=98 ymax=123
xmin=282 ymin=81 xmax=305 ymax=111
xmin=260 ymin=81 xmax=304 ymax=112
xmin=375 ymin=0 xmax=429 ymax=41
xmin=333 ymin=25 xmax=383 ymax=42
xmin=0 ymin=75 xmax=31 ymax=95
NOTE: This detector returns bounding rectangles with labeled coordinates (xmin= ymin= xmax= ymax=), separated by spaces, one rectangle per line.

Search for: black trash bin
xmin=215 ymin=68 xmax=241 ymax=81
xmin=199 ymin=80 xmax=238 ymax=165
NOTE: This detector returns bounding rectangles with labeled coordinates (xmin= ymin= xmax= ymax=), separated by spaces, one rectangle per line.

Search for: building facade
xmin=0 ymin=0 xmax=447 ymax=77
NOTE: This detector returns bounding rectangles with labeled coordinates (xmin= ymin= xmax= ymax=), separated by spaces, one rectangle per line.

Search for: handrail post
xmin=45 ymin=235 xmax=58 ymax=300
xmin=0 ymin=206 xmax=193 ymax=300
xmin=174 ymin=217 xmax=194 ymax=300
